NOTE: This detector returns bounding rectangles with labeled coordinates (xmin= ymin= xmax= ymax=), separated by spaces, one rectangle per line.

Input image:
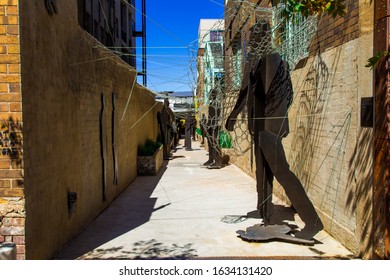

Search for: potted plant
xmin=137 ymin=139 xmax=163 ymax=176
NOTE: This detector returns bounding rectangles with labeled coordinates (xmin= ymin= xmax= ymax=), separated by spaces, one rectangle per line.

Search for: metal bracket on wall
xmin=361 ymin=97 xmax=374 ymax=128
xmin=112 ymin=92 xmax=119 ymax=186
xmin=67 ymin=191 xmax=77 ymax=218
xmin=100 ymin=94 xmax=107 ymax=202
xmin=45 ymin=0 xmax=58 ymax=16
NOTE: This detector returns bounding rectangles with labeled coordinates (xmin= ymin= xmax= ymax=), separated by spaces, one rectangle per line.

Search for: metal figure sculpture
xmin=204 ymin=89 xmax=223 ymax=169
xmin=159 ymin=98 xmax=175 ymax=160
xmin=185 ymin=112 xmax=192 ymax=151
xmin=200 ymin=114 xmax=206 ymax=146
xmin=226 ymin=22 xmax=323 ymax=241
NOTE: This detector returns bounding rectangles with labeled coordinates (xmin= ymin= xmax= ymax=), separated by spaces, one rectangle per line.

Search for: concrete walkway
xmin=55 ymin=139 xmax=355 ymax=260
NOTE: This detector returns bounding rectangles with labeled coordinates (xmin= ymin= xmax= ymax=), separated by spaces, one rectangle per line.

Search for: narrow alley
xmin=55 ymin=139 xmax=354 ymax=260
xmin=1 ymin=0 xmax=390 ymax=267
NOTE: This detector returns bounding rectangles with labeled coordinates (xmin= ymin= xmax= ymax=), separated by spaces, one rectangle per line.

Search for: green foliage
xmin=219 ymin=131 xmax=233 ymax=149
xmin=138 ymin=139 xmax=162 ymax=156
xmin=195 ymin=128 xmax=202 ymax=136
xmin=365 ymin=51 xmax=389 ymax=70
xmin=283 ymin=0 xmax=346 ymax=19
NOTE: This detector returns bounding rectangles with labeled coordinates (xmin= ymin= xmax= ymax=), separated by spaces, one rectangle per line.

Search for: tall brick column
xmin=0 ymin=0 xmax=25 ymax=260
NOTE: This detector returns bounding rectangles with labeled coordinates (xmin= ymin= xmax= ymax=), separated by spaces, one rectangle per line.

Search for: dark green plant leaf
xmin=365 ymin=51 xmax=389 ymax=69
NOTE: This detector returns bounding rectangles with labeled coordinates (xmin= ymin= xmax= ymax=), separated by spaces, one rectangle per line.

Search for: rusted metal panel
xmin=375 ymin=0 xmax=390 ymax=21
xmin=373 ymin=0 xmax=390 ymax=259
xmin=386 ymin=16 xmax=390 ymax=260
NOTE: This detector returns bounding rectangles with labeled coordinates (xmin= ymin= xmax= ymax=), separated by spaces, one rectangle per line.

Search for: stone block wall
xmin=278 ymin=32 xmax=374 ymax=257
xmin=275 ymin=0 xmax=374 ymax=258
xmin=0 ymin=0 xmax=25 ymax=260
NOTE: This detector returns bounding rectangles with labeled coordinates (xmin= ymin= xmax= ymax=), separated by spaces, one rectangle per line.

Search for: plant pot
xmin=137 ymin=146 xmax=163 ymax=176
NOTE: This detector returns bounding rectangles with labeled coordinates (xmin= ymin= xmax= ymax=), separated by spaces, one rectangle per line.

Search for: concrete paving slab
xmin=55 ymin=139 xmax=355 ymax=260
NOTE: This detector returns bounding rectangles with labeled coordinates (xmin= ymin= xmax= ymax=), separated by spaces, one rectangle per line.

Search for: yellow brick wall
xmin=0 ymin=0 xmax=25 ymax=260
xmin=0 ymin=0 xmax=163 ymax=259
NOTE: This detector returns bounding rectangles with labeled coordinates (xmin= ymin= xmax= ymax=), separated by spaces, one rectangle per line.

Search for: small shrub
xmin=138 ymin=139 xmax=162 ymax=156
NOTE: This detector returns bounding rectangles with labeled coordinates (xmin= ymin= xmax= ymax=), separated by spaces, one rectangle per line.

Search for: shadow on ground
xmin=78 ymin=239 xmax=198 ymax=260
xmin=221 ymin=205 xmax=296 ymax=226
xmin=55 ymin=162 xmax=174 ymax=259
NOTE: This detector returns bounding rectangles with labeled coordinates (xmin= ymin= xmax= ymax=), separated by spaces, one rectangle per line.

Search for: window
xmin=210 ymin=30 xmax=223 ymax=42
xmin=76 ymin=0 xmax=137 ymax=67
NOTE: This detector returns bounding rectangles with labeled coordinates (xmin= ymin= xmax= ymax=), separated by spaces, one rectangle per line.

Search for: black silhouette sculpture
xmin=184 ymin=112 xmax=192 ymax=151
xmin=204 ymin=89 xmax=223 ymax=169
xmin=158 ymin=98 xmax=175 ymax=160
xmin=172 ymin=118 xmax=179 ymax=147
xmin=199 ymin=114 xmax=206 ymax=146
xmin=226 ymin=22 xmax=323 ymax=241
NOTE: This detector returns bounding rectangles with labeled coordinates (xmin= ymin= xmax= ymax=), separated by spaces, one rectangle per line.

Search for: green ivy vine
xmin=365 ymin=51 xmax=389 ymax=70
xmin=282 ymin=0 xmax=346 ymax=19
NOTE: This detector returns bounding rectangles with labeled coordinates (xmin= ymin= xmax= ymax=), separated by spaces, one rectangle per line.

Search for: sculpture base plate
xmin=237 ymin=224 xmax=315 ymax=246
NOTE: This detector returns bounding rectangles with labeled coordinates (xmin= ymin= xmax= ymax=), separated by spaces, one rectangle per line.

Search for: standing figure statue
xmin=184 ymin=112 xmax=193 ymax=150
xmin=204 ymin=89 xmax=223 ymax=169
xmin=199 ymin=114 xmax=207 ymax=146
xmin=172 ymin=118 xmax=179 ymax=147
xmin=226 ymin=22 xmax=323 ymax=240
xmin=159 ymin=98 xmax=175 ymax=160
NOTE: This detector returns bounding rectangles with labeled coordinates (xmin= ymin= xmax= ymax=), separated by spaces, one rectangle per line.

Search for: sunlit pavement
xmin=55 ymin=139 xmax=355 ymax=260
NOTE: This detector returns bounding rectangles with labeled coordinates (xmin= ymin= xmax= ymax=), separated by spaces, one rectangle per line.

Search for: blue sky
xmin=134 ymin=0 xmax=224 ymax=93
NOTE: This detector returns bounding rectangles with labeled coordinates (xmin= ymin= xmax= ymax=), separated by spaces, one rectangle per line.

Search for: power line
xmin=207 ymin=0 xmax=225 ymax=8
xmin=94 ymin=45 xmax=189 ymax=49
